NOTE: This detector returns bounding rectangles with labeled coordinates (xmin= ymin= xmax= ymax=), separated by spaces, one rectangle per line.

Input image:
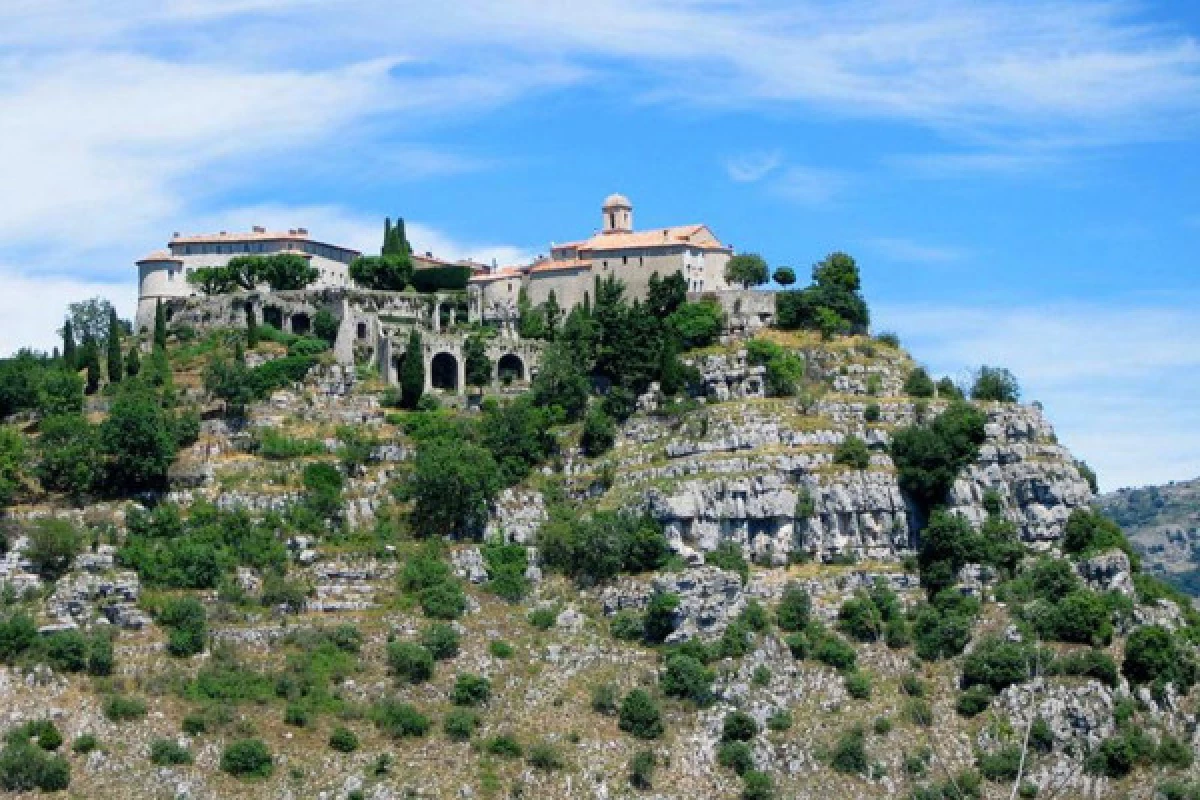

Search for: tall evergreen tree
xmin=400 ymin=330 xmax=424 ymax=409
xmin=62 ymin=319 xmax=77 ymax=370
xmin=125 ymin=345 xmax=141 ymax=378
xmin=106 ymin=308 xmax=123 ymax=384
xmin=81 ymin=335 xmax=101 ymax=394
xmin=153 ymin=300 xmax=168 ymax=351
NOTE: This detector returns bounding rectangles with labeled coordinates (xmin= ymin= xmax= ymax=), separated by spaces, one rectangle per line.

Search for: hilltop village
xmin=0 ymin=194 xmax=1194 ymax=800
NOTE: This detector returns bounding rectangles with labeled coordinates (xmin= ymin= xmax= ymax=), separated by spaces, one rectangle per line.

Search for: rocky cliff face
xmin=587 ymin=345 xmax=1093 ymax=566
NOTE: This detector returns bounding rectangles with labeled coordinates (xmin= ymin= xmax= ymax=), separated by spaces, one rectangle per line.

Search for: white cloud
xmin=888 ymin=149 xmax=1062 ymax=178
xmin=770 ymin=166 xmax=848 ymax=206
xmin=867 ymin=237 xmax=966 ymax=264
xmin=877 ymin=302 xmax=1200 ymax=490
xmin=725 ymin=151 xmax=783 ymax=183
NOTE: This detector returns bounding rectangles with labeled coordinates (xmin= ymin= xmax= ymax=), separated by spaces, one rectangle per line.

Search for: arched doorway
xmin=497 ymin=353 xmax=524 ymax=384
xmin=391 ymin=354 xmax=405 ymax=385
xmin=263 ymin=307 xmax=283 ymax=329
xmin=431 ymin=352 xmax=459 ymax=391
xmin=291 ymin=313 xmax=311 ymax=335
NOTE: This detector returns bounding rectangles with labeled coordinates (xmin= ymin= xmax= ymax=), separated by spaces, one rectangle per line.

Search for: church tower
xmin=601 ymin=193 xmax=633 ymax=234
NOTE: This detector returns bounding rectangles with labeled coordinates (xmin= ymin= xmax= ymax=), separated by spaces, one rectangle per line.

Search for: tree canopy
xmin=725 ymin=254 xmax=769 ymax=289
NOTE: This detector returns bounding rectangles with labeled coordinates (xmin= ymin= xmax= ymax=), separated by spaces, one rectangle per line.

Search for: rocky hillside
xmin=0 ymin=327 xmax=1197 ymax=800
xmin=1098 ymin=478 xmax=1200 ymax=598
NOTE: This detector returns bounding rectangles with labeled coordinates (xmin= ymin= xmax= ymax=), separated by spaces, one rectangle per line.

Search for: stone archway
xmin=263 ymin=307 xmax=284 ymax=329
xmin=431 ymin=352 xmax=459 ymax=391
xmin=497 ymin=353 xmax=524 ymax=384
xmin=291 ymin=313 xmax=311 ymax=335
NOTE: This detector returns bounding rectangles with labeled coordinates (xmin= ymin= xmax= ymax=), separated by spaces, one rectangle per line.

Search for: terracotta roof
xmin=583 ymin=224 xmax=728 ymax=251
xmin=530 ymin=258 xmax=592 ymax=274
xmin=169 ymin=229 xmax=360 ymax=255
xmin=137 ymin=250 xmax=181 ymax=263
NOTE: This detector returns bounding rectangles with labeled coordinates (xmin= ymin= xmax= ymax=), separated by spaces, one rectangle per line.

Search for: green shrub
xmin=834 ymin=435 xmax=871 ymax=469
xmin=717 ymin=621 xmax=751 ymax=659
xmin=387 ymin=642 xmax=433 ymax=684
xmin=420 ymin=623 xmax=460 ymax=660
xmin=629 ymin=749 xmax=656 ymax=789
xmin=1156 ymin=734 xmax=1195 ymax=770
xmin=891 ymin=403 xmax=987 ymax=517
xmin=813 ymin=630 xmax=857 ymax=672
xmin=864 ymin=402 xmax=882 ymax=422
xmin=526 ymin=741 xmax=564 ymax=770
xmin=1029 ymin=718 xmax=1054 ymax=754
xmin=181 ymin=714 xmax=207 ymax=735
xmin=961 ymin=636 xmax=1036 ymax=692
xmin=372 ymin=699 xmax=430 ymax=739
xmin=830 ymin=726 xmax=868 ymax=775
xmin=873 ymin=716 xmax=893 ymax=735
xmin=221 ymin=738 xmax=273 ymax=779
xmin=1047 ymin=648 xmax=1118 ymax=687
xmin=844 ymin=670 xmax=872 ymax=699
xmin=0 ymin=740 xmax=70 ymax=791
xmin=741 ymin=769 xmax=775 ymax=800
xmin=971 ymin=366 xmax=1020 ymax=403
xmin=71 ymin=734 xmax=98 ymax=754
xmin=581 ymin=407 xmax=617 ymax=456
xmin=283 ymin=703 xmax=310 ymax=727
xmin=618 ymin=689 xmax=664 ymax=740
xmin=904 ymin=368 xmax=936 ymax=398
xmin=722 ymin=711 xmax=758 ymax=742
xmin=1124 ymin=625 xmax=1191 ymax=687
xmin=443 ymin=709 xmax=478 ymax=742
xmin=452 ymin=673 xmax=491 ymax=707
xmin=741 ymin=600 xmax=770 ymax=632
xmin=150 ymin=738 xmax=193 ymax=765
xmin=611 ymin=611 xmax=645 ymax=641
xmin=103 ymin=694 xmax=147 ymax=722
xmin=751 ymin=665 xmax=771 ymax=687
xmin=718 ymin=740 xmax=755 ymax=775
xmin=484 ymin=733 xmax=523 ymax=758
xmin=784 ymin=632 xmax=809 ymax=659
xmin=642 ymin=592 xmax=679 ymax=643
xmin=956 ymin=685 xmax=993 ymax=717
xmin=977 ymin=745 xmax=1022 ymax=781
xmin=527 ymin=608 xmax=556 ymax=630
xmin=488 ymin=640 xmax=514 ymax=659
xmin=901 ymin=674 xmax=928 ymax=697
xmin=705 ymin=541 xmax=749 ymax=582
xmin=767 ymin=710 xmax=793 ymax=732
xmin=660 ymin=653 xmax=714 ymax=705
xmin=160 ymin=596 xmax=207 ymax=657
xmin=329 ymin=726 xmax=359 ymax=752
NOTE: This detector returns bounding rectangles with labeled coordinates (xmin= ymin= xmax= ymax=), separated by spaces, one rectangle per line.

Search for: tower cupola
xmin=601 ymin=193 xmax=633 ymax=233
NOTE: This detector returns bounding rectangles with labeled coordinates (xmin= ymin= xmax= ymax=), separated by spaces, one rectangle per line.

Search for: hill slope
xmin=1097 ymin=477 xmax=1200 ymax=597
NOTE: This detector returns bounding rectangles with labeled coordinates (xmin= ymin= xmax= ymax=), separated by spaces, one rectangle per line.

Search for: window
xmin=622 ymin=255 xmax=628 ymax=266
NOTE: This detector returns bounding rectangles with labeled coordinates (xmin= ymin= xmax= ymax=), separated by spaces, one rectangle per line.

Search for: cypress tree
xmin=82 ymin=335 xmax=101 ymax=394
xmin=246 ymin=306 xmax=259 ymax=348
xmin=153 ymin=300 xmax=167 ymax=351
xmin=400 ymin=329 xmax=424 ymax=409
xmin=106 ymin=308 xmax=123 ymax=384
xmin=126 ymin=345 xmax=141 ymax=378
xmin=62 ymin=319 xmax=77 ymax=370
xmin=393 ymin=217 xmax=411 ymax=255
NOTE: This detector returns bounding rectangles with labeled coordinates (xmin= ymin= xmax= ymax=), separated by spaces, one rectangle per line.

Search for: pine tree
xmin=400 ymin=329 xmax=424 ymax=409
xmin=126 ymin=345 xmax=141 ymax=378
xmin=153 ymin=300 xmax=168 ymax=351
xmin=62 ymin=319 xmax=77 ymax=370
xmin=106 ymin=308 xmax=123 ymax=384
xmin=246 ymin=306 xmax=259 ymax=348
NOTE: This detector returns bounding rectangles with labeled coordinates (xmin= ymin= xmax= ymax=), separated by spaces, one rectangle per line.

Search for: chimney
xmin=252 ymin=225 xmax=265 ymax=233
xmin=297 ymin=227 xmax=308 ymax=235
xmin=219 ymin=230 xmax=227 ymax=236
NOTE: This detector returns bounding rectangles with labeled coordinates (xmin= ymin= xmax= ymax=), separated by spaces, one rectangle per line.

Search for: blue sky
xmin=0 ymin=0 xmax=1198 ymax=490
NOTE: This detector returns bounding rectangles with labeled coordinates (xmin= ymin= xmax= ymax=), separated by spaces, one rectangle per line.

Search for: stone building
xmin=135 ymin=227 xmax=362 ymax=332
xmin=469 ymin=193 xmax=734 ymax=323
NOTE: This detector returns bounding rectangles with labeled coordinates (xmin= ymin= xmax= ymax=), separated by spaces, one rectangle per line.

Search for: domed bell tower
xmin=602 ymin=193 xmax=633 ymax=234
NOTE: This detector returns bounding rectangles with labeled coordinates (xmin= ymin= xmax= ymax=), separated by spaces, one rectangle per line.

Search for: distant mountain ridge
xmin=1097 ymin=476 xmax=1200 ymax=597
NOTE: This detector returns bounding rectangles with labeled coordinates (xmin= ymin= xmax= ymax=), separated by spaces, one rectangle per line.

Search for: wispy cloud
xmin=867 ymin=237 xmax=966 ymax=264
xmin=877 ymin=301 xmax=1200 ymax=490
xmin=770 ymin=166 xmax=848 ymax=206
xmin=888 ymin=149 xmax=1062 ymax=178
xmin=725 ymin=151 xmax=783 ymax=183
